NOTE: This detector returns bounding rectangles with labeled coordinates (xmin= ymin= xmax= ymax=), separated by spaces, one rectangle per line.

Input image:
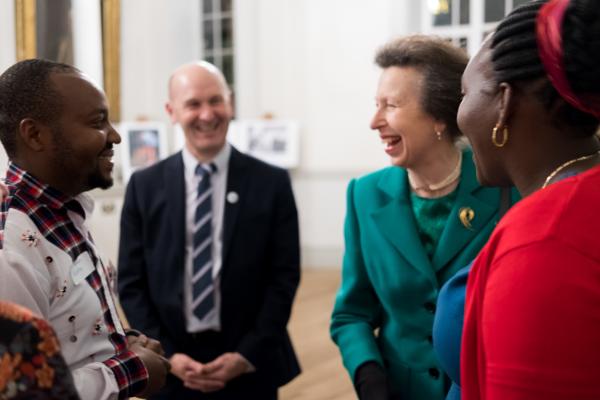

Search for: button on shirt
xmin=182 ymin=143 xmax=230 ymax=332
xmin=0 ymin=163 xmax=148 ymax=400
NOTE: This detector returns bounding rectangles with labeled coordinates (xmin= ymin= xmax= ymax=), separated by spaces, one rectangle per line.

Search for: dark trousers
xmin=151 ymin=331 xmax=278 ymax=400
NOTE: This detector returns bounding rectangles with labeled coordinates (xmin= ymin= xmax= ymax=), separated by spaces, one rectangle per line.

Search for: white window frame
xmin=201 ymin=0 xmax=235 ymax=86
xmin=422 ymin=0 xmax=522 ymax=56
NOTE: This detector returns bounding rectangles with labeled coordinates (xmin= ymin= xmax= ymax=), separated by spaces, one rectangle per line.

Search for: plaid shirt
xmin=0 ymin=163 xmax=148 ymax=399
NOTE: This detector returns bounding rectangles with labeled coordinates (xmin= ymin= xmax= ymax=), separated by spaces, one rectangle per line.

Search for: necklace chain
xmin=541 ymin=150 xmax=600 ymax=189
xmin=409 ymin=151 xmax=462 ymax=192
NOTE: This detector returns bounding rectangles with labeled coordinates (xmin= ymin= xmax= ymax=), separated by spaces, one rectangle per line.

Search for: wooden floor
xmin=280 ymin=269 xmax=356 ymax=400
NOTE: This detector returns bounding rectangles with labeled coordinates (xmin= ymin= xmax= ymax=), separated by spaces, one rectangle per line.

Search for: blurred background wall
xmin=0 ymin=0 xmax=527 ymax=268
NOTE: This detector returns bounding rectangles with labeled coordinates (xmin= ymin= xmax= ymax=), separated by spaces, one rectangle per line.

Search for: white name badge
xmin=71 ymin=252 xmax=95 ymax=285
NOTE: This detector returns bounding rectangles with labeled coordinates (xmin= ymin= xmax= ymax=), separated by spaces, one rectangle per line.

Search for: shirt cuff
xmin=102 ymin=349 xmax=149 ymax=400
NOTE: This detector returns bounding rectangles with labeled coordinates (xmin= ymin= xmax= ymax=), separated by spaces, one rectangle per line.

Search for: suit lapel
xmin=371 ymin=167 xmax=437 ymax=286
xmin=432 ymin=150 xmax=496 ymax=270
xmin=165 ymin=152 xmax=187 ymax=294
xmin=222 ymin=147 xmax=249 ymax=268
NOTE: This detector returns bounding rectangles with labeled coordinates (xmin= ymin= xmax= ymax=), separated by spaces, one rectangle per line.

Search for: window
xmin=424 ymin=0 xmax=531 ymax=55
xmin=484 ymin=0 xmax=504 ymax=23
xmin=201 ymin=0 xmax=235 ymax=88
xmin=430 ymin=0 xmax=470 ymax=27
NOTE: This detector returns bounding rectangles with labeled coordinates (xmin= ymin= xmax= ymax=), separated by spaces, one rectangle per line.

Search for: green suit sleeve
xmin=330 ymin=179 xmax=384 ymax=381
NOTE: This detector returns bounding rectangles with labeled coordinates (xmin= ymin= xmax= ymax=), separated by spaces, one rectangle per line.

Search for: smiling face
xmin=49 ymin=72 xmax=121 ymax=194
xmin=166 ymin=63 xmax=233 ymax=161
xmin=457 ymin=40 xmax=509 ymax=186
xmin=370 ymin=66 xmax=443 ymax=169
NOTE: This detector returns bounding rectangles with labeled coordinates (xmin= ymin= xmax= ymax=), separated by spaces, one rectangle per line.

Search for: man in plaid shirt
xmin=0 ymin=59 xmax=170 ymax=399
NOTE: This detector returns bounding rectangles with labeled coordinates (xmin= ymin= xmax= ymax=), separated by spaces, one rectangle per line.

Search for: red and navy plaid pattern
xmin=0 ymin=163 xmax=148 ymax=399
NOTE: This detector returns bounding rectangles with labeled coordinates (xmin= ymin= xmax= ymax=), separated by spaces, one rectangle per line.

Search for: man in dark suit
xmin=118 ymin=61 xmax=301 ymax=399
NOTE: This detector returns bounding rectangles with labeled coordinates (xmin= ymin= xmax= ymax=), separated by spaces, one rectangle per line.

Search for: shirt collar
xmin=182 ymin=142 xmax=231 ymax=177
xmin=7 ymin=162 xmax=90 ymax=218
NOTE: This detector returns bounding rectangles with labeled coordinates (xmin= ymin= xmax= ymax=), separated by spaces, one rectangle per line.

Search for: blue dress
xmin=432 ymin=263 xmax=470 ymax=400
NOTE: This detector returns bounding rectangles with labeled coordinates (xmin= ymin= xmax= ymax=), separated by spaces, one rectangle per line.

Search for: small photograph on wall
xmin=119 ymin=122 xmax=168 ymax=182
xmin=227 ymin=120 xmax=300 ymax=169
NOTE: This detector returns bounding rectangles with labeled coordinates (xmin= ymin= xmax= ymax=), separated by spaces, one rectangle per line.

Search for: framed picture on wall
xmin=227 ymin=119 xmax=300 ymax=169
xmin=119 ymin=121 xmax=168 ymax=182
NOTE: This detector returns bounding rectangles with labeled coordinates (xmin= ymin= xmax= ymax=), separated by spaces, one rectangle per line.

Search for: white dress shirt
xmin=0 ymin=193 xmax=129 ymax=400
xmin=182 ymin=143 xmax=230 ymax=332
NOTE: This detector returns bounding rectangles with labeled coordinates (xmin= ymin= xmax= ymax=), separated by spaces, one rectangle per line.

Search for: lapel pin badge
xmin=227 ymin=191 xmax=239 ymax=204
xmin=459 ymin=207 xmax=475 ymax=230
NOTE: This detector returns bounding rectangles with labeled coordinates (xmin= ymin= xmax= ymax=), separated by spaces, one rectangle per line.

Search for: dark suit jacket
xmin=118 ymin=147 xmax=301 ymax=396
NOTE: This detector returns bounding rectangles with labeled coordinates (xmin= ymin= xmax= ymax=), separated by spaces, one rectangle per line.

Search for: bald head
xmin=165 ymin=61 xmax=233 ymax=162
xmin=168 ymin=61 xmax=230 ymax=101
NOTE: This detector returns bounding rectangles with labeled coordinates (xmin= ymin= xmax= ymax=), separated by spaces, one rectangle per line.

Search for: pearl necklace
xmin=541 ymin=150 xmax=600 ymax=189
xmin=409 ymin=151 xmax=462 ymax=192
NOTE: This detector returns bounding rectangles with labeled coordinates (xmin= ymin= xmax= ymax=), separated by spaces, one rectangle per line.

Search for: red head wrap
xmin=536 ymin=0 xmax=600 ymax=118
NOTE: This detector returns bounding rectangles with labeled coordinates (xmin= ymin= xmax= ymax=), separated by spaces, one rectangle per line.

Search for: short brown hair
xmin=375 ymin=35 xmax=468 ymax=138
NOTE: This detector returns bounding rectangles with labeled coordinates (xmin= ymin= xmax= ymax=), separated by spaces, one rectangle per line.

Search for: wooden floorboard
xmin=280 ymin=269 xmax=356 ymax=400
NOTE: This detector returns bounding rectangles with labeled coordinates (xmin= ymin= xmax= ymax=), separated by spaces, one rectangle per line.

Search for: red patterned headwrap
xmin=536 ymin=0 xmax=600 ymax=118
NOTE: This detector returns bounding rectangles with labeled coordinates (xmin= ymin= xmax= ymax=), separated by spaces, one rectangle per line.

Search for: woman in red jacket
xmin=458 ymin=0 xmax=600 ymax=399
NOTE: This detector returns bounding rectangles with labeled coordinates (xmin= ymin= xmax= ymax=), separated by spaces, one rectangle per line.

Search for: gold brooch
xmin=459 ymin=207 xmax=475 ymax=230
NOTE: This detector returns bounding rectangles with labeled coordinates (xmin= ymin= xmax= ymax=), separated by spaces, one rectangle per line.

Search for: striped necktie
xmin=192 ymin=163 xmax=216 ymax=320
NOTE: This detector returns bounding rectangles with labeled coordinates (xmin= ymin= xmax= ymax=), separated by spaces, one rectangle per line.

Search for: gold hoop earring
xmin=436 ymin=131 xmax=442 ymax=141
xmin=492 ymin=124 xmax=508 ymax=147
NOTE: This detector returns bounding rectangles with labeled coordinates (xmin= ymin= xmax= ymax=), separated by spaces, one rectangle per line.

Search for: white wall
xmin=0 ymin=0 xmax=16 ymax=169
xmin=72 ymin=0 xmax=104 ymax=87
xmin=120 ymin=0 xmax=201 ymax=134
xmin=233 ymin=0 xmax=421 ymax=267
xmin=0 ymin=1 xmax=16 ymax=73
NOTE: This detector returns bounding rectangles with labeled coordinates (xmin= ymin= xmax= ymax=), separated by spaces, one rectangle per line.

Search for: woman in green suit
xmin=330 ymin=35 xmax=510 ymax=400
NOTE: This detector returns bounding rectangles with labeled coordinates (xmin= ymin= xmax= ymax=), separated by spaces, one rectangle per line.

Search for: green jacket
xmin=331 ymin=149 xmax=509 ymax=400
